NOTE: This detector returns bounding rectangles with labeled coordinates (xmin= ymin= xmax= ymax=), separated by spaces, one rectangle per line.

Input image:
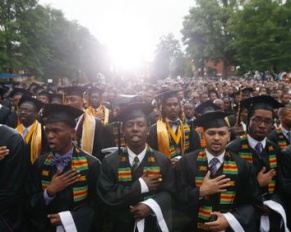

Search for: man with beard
xmin=148 ymin=91 xmax=200 ymax=166
xmin=227 ymin=96 xmax=289 ymax=231
xmin=97 ymin=102 xmax=174 ymax=232
xmin=268 ymin=106 xmax=291 ymax=151
xmin=64 ymin=86 xmax=103 ymax=160
xmin=30 ymin=104 xmax=101 ymax=232
xmin=85 ymin=87 xmax=112 ymax=125
xmin=174 ymin=112 xmax=262 ymax=231
xmin=16 ymin=95 xmax=47 ymax=164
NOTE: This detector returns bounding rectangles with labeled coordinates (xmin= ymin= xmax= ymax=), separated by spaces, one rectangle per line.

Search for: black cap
xmin=240 ymin=96 xmax=284 ymax=113
xmin=194 ymin=112 xmax=230 ymax=130
xmin=113 ymin=95 xmax=143 ymax=107
xmin=18 ymin=95 xmax=43 ymax=112
xmin=88 ymin=87 xmax=104 ymax=96
xmin=42 ymin=104 xmax=83 ymax=128
xmin=195 ymin=100 xmax=221 ymax=115
xmin=155 ymin=90 xmax=179 ymax=101
xmin=37 ymin=90 xmax=51 ymax=99
xmin=119 ymin=102 xmax=152 ymax=123
xmin=64 ymin=86 xmax=86 ymax=98
xmin=9 ymin=88 xmax=30 ymax=98
xmin=50 ymin=93 xmax=63 ymax=104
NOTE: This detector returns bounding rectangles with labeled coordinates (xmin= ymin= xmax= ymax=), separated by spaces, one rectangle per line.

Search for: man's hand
xmin=48 ymin=214 xmax=61 ymax=226
xmin=141 ymin=171 xmax=161 ymax=191
xmin=257 ymin=167 xmax=276 ymax=187
xmin=0 ymin=146 xmax=9 ymax=161
xmin=199 ymin=171 xmax=230 ymax=197
xmin=47 ymin=169 xmax=81 ymax=196
xmin=130 ymin=203 xmax=152 ymax=221
xmin=205 ymin=212 xmax=229 ymax=232
xmin=170 ymin=157 xmax=179 ymax=166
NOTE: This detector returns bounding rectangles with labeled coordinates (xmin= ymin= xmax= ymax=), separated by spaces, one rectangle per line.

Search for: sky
xmin=38 ymin=0 xmax=194 ymax=71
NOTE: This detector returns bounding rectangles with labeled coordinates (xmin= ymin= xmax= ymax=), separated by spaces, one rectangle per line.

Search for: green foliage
xmin=0 ymin=1 xmax=109 ymax=81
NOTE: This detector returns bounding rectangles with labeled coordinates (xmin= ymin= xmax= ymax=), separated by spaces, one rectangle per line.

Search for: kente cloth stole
xmin=113 ymin=123 xmax=125 ymax=147
xmin=195 ymin=149 xmax=237 ymax=227
xmin=78 ymin=112 xmax=95 ymax=155
xmin=276 ymin=127 xmax=288 ymax=151
xmin=117 ymin=146 xmax=162 ymax=188
xmin=41 ymin=147 xmax=89 ymax=210
xmin=157 ymin=119 xmax=190 ymax=158
xmin=16 ymin=121 xmax=42 ymax=163
xmin=238 ymin=134 xmax=276 ymax=194
xmin=86 ymin=105 xmax=110 ymax=125
xmin=196 ymin=127 xmax=206 ymax=148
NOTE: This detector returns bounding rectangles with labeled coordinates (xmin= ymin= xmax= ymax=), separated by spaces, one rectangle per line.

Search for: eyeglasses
xmin=251 ymin=117 xmax=273 ymax=126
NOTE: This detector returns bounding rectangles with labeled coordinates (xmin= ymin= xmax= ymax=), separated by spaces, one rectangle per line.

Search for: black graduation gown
xmin=97 ymin=149 xmax=175 ymax=232
xmin=29 ymin=148 xmax=101 ymax=232
xmin=76 ymin=114 xmax=104 ymax=160
xmin=148 ymin=123 xmax=201 ymax=155
xmin=267 ymin=128 xmax=290 ymax=147
xmin=6 ymin=111 xmax=18 ymax=128
xmin=174 ymin=149 xmax=262 ymax=232
xmin=0 ymin=105 xmax=10 ymax=124
xmin=227 ymin=138 xmax=286 ymax=230
xmin=0 ymin=125 xmax=30 ymax=232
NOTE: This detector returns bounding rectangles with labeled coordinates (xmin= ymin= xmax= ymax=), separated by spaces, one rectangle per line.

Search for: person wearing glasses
xmin=227 ymin=96 xmax=289 ymax=231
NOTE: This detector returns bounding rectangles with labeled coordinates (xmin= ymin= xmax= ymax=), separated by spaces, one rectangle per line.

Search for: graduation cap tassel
xmin=118 ymin=121 xmax=121 ymax=155
xmin=234 ymin=88 xmax=245 ymax=138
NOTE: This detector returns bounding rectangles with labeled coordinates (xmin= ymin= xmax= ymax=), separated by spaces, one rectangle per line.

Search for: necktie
xmin=169 ymin=120 xmax=180 ymax=127
xmin=209 ymin=157 xmax=219 ymax=175
xmin=23 ymin=128 xmax=28 ymax=139
xmin=255 ymin=142 xmax=263 ymax=158
xmin=132 ymin=156 xmax=140 ymax=171
xmin=51 ymin=155 xmax=72 ymax=168
xmin=287 ymin=131 xmax=291 ymax=142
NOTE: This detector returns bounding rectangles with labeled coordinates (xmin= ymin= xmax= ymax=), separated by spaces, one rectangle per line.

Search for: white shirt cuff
xmin=43 ymin=189 xmax=55 ymax=205
xmin=173 ymin=155 xmax=182 ymax=160
xmin=58 ymin=211 xmax=77 ymax=232
xmin=139 ymin=177 xmax=149 ymax=193
xmin=223 ymin=212 xmax=244 ymax=232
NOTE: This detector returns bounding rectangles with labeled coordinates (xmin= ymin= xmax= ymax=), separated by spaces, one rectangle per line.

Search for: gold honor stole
xmin=41 ymin=147 xmax=89 ymax=210
xmin=86 ymin=105 xmax=110 ymax=125
xmin=156 ymin=119 xmax=190 ymax=158
xmin=117 ymin=146 xmax=162 ymax=183
xmin=276 ymin=127 xmax=288 ymax=151
xmin=239 ymin=134 xmax=277 ymax=194
xmin=195 ymin=150 xmax=237 ymax=226
xmin=16 ymin=121 xmax=42 ymax=163
xmin=81 ymin=112 xmax=96 ymax=155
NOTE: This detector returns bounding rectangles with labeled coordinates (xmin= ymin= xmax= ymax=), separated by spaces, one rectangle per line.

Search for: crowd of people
xmin=0 ymin=76 xmax=291 ymax=232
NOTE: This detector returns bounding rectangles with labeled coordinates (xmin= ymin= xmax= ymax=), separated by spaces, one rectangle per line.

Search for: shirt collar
xmin=247 ymin=134 xmax=266 ymax=149
xmin=54 ymin=147 xmax=74 ymax=158
xmin=22 ymin=124 xmax=33 ymax=132
xmin=205 ymin=149 xmax=225 ymax=164
xmin=127 ymin=146 xmax=147 ymax=166
xmin=280 ymin=125 xmax=290 ymax=136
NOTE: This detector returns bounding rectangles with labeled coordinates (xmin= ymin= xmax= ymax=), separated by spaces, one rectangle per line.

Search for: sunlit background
xmin=39 ymin=0 xmax=193 ymax=73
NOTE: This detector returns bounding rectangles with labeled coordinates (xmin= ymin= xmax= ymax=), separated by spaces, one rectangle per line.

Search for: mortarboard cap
xmin=87 ymin=87 xmax=104 ymax=96
xmin=9 ymin=88 xmax=30 ymax=98
xmin=18 ymin=95 xmax=43 ymax=112
xmin=155 ymin=90 xmax=179 ymax=101
xmin=50 ymin=93 xmax=63 ymax=104
xmin=64 ymin=86 xmax=86 ymax=98
xmin=240 ymin=95 xmax=284 ymax=113
xmin=113 ymin=95 xmax=143 ymax=107
xmin=42 ymin=104 xmax=83 ymax=128
xmin=195 ymin=100 xmax=221 ymax=115
xmin=118 ymin=102 xmax=152 ymax=123
xmin=194 ymin=112 xmax=230 ymax=130
xmin=37 ymin=90 xmax=51 ymax=99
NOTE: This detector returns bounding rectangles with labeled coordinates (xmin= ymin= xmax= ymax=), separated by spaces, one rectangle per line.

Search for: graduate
xmin=148 ymin=90 xmax=200 ymax=166
xmin=29 ymin=104 xmax=101 ymax=232
xmin=175 ymin=112 xmax=262 ymax=232
xmin=97 ymin=102 xmax=174 ymax=232
xmin=227 ymin=96 xmax=289 ymax=231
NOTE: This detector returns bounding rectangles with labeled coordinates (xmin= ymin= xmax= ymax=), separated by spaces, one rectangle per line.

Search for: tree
xmin=229 ymin=0 xmax=291 ymax=72
xmin=181 ymin=0 xmax=245 ymax=78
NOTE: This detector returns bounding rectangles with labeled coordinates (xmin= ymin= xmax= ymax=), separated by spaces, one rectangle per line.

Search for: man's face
xmin=223 ymin=98 xmax=231 ymax=109
xmin=89 ymin=93 xmax=101 ymax=109
xmin=123 ymin=117 xmax=148 ymax=150
xmin=163 ymin=97 xmax=180 ymax=120
xmin=204 ymin=126 xmax=230 ymax=156
xmin=37 ymin=95 xmax=50 ymax=104
xmin=12 ymin=94 xmax=22 ymax=106
xmin=18 ymin=102 xmax=38 ymax=127
xmin=281 ymin=94 xmax=290 ymax=105
xmin=280 ymin=109 xmax=291 ymax=129
xmin=45 ymin=122 xmax=75 ymax=154
xmin=199 ymin=93 xmax=209 ymax=103
xmin=64 ymin=95 xmax=83 ymax=110
xmin=209 ymin=92 xmax=217 ymax=101
xmin=177 ymin=91 xmax=184 ymax=100
xmin=248 ymin=109 xmax=273 ymax=141
xmin=184 ymin=104 xmax=194 ymax=119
